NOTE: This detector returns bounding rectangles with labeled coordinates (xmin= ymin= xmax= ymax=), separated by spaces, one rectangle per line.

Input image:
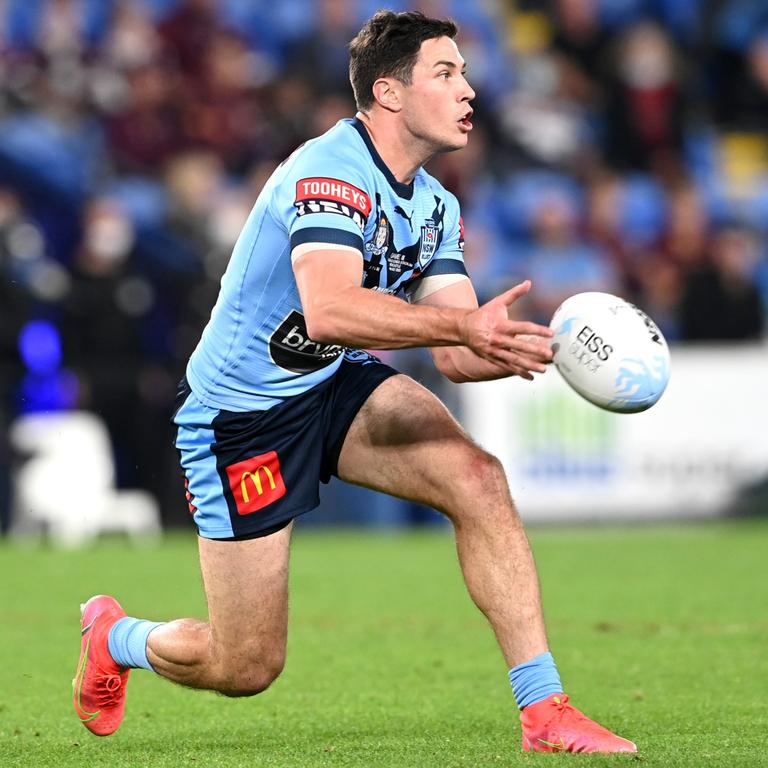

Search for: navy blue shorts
xmin=173 ymin=353 xmax=398 ymax=540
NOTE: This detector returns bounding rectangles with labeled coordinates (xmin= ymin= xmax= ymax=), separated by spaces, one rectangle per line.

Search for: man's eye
xmin=439 ymin=72 xmax=450 ymax=79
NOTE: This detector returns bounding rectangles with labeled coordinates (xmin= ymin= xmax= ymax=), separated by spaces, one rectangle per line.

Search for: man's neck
xmin=355 ymin=112 xmax=433 ymax=184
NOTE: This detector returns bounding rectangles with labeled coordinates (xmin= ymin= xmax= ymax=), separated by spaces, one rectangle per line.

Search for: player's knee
xmin=444 ymin=447 xmax=510 ymax=516
xmin=456 ymin=446 xmax=505 ymax=493
xmin=216 ymin=651 xmax=286 ymax=697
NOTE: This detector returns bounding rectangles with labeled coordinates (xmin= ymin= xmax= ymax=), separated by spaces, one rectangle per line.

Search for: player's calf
xmin=142 ymin=618 xmax=287 ymax=696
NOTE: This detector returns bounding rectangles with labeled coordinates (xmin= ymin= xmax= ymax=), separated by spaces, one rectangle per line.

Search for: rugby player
xmin=73 ymin=10 xmax=636 ymax=753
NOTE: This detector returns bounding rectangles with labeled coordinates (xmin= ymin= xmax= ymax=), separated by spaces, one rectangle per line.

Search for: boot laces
xmin=550 ymin=695 xmax=590 ymax=727
xmin=95 ymin=674 xmax=123 ymax=706
xmin=550 ymin=695 xmax=570 ymax=717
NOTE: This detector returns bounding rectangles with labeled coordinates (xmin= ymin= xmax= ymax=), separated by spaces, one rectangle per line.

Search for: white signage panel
xmin=456 ymin=345 xmax=768 ymax=520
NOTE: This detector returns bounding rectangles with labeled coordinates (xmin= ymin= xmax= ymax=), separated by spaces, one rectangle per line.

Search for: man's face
xmin=398 ymin=36 xmax=475 ymax=152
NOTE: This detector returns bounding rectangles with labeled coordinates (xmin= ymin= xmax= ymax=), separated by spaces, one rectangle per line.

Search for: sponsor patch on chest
xmin=269 ymin=309 xmax=344 ymax=373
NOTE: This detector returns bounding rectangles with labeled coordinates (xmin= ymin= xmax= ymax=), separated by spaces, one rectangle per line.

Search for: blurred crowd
xmin=1 ymin=0 xmax=767 ymax=530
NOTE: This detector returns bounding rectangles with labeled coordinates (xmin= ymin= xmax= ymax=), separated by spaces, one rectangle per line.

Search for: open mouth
xmin=458 ymin=110 xmax=473 ymax=131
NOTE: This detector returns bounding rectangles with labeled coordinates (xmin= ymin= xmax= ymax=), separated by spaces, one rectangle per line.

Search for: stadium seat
xmin=618 ymin=174 xmax=668 ymax=246
xmin=498 ymin=170 xmax=583 ymax=238
xmin=8 ymin=410 xmax=162 ymax=547
xmin=102 ymin=177 xmax=169 ymax=230
xmin=0 ymin=114 xmax=103 ymax=198
xmin=741 ymin=176 xmax=768 ymax=233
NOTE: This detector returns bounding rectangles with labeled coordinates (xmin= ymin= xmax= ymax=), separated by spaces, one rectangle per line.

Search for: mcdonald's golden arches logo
xmin=240 ymin=465 xmax=276 ymax=502
xmin=225 ymin=450 xmax=286 ymax=515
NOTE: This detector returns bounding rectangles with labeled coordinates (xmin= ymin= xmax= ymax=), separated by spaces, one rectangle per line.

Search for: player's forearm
xmin=435 ymin=346 xmax=521 ymax=383
xmin=304 ymin=286 xmax=472 ymax=350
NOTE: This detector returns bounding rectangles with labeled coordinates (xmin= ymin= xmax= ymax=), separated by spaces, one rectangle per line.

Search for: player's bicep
xmin=287 ymin=172 xmax=372 ymax=325
xmin=292 ymin=247 xmax=364 ymax=332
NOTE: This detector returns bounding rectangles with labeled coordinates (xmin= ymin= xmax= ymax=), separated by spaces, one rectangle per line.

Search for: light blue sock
xmin=108 ymin=617 xmax=163 ymax=671
xmin=508 ymin=651 xmax=563 ymax=710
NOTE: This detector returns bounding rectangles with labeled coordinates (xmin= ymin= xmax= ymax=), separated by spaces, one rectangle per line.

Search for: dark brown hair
xmin=349 ymin=10 xmax=458 ymax=111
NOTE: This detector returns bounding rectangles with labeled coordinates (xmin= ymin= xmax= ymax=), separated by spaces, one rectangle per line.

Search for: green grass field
xmin=1 ymin=520 xmax=766 ymax=767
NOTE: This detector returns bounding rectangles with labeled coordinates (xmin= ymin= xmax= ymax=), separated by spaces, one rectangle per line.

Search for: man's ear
xmin=371 ymin=78 xmax=402 ymax=113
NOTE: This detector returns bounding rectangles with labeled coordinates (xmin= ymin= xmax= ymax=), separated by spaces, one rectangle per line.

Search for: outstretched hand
xmin=458 ymin=280 xmax=554 ymax=380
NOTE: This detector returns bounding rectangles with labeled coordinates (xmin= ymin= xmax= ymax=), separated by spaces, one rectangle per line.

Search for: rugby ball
xmin=549 ymin=292 xmax=670 ymax=413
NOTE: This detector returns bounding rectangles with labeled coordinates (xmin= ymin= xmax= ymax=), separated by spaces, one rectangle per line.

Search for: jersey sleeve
xmin=407 ymin=190 xmax=469 ymax=303
xmin=280 ymin=143 xmax=374 ymax=262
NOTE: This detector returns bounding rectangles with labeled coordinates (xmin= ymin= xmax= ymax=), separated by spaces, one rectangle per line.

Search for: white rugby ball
xmin=549 ymin=292 xmax=670 ymax=413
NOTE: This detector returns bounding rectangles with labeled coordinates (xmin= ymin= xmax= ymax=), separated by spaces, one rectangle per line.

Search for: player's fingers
xmin=505 ymin=320 xmax=555 ymax=339
xmin=510 ymin=342 xmax=553 ymax=363
xmin=522 ymin=337 xmax=555 ymax=359
xmin=484 ymin=347 xmax=547 ymax=376
xmin=492 ymin=280 xmax=531 ymax=307
xmin=513 ymin=356 xmax=548 ymax=374
xmin=492 ymin=332 xmax=553 ymax=362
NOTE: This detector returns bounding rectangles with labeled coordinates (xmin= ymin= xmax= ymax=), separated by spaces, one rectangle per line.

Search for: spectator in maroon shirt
xmin=105 ymin=61 xmax=184 ymax=175
xmin=602 ymin=22 xmax=687 ymax=181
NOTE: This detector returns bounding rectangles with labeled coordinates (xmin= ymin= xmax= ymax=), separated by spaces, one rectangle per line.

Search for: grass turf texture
xmin=0 ymin=520 xmax=766 ymax=767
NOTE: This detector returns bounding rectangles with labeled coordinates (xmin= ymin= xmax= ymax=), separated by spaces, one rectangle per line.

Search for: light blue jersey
xmin=186 ymin=117 xmax=467 ymax=411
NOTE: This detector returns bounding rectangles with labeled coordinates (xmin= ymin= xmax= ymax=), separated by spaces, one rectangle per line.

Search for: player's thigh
xmin=337 ymin=374 xmax=500 ymax=513
xmin=198 ymin=522 xmax=292 ymax=668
